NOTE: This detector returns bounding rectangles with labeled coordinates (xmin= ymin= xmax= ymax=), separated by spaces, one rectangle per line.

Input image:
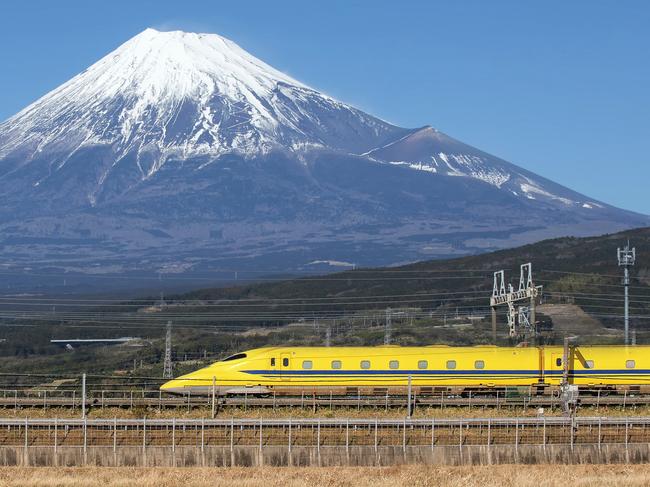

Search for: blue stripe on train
xmin=242 ymin=369 xmax=650 ymax=376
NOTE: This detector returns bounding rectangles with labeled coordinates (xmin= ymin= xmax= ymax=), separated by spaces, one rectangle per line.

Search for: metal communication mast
xmin=490 ymin=263 xmax=542 ymax=341
xmin=163 ymin=320 xmax=173 ymax=379
xmin=617 ymin=241 xmax=636 ymax=345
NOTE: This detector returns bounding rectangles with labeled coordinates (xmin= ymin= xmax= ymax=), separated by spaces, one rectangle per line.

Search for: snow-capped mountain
xmin=0 ymin=28 xmax=646 ymax=290
xmin=0 ymin=29 xmax=402 ymax=197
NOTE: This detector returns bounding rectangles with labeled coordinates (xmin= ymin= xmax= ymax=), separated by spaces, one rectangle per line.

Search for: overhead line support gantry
xmin=490 ymin=263 xmax=542 ymax=342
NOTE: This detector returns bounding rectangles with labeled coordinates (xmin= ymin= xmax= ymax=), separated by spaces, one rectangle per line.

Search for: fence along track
xmin=2 ymin=417 xmax=650 ymax=466
xmin=3 ymin=417 xmax=650 ymax=448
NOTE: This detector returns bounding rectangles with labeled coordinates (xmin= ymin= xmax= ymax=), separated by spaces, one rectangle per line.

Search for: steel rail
xmin=0 ymin=416 xmax=648 ymax=427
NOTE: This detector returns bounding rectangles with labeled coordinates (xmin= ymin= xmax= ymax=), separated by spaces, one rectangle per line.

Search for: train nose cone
xmin=160 ymin=379 xmax=188 ymax=395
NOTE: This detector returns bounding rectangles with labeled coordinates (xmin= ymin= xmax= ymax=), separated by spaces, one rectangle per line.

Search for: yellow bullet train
xmin=160 ymin=345 xmax=650 ymax=396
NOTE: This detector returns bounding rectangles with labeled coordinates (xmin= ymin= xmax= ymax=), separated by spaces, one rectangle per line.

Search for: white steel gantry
xmin=490 ymin=263 xmax=543 ymax=341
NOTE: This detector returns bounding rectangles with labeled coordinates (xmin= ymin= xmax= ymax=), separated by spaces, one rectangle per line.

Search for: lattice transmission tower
xmin=163 ymin=320 xmax=173 ymax=379
xmin=384 ymin=307 xmax=392 ymax=345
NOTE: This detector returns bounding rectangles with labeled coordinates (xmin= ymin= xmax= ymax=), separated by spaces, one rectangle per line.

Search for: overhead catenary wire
xmin=0 ymin=288 xmax=647 ymax=313
xmin=0 ymin=266 xmax=643 ymax=333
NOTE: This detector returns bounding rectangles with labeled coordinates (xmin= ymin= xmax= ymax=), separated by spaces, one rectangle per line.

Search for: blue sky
xmin=1 ymin=0 xmax=649 ymax=214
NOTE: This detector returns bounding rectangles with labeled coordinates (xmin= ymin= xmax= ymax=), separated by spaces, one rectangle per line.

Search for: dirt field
xmin=0 ymin=465 xmax=648 ymax=487
xmin=0 ymin=404 xmax=646 ymax=420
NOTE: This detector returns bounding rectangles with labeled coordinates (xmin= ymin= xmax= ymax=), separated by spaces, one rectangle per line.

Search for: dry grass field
xmin=0 ymin=465 xmax=648 ymax=487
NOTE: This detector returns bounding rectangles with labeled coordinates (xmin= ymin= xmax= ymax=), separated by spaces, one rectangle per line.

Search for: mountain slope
xmin=176 ymin=225 xmax=650 ymax=331
xmin=0 ymin=28 xmax=647 ymax=290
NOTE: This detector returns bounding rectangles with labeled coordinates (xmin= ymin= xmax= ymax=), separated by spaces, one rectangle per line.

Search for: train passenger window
xmin=302 ymin=360 xmax=313 ymax=369
xmin=331 ymin=360 xmax=342 ymax=369
xmin=626 ymin=360 xmax=636 ymax=369
xmin=270 ymin=358 xmax=275 ymax=367
xmin=446 ymin=360 xmax=456 ymax=369
xmin=282 ymin=358 xmax=289 ymax=367
xmin=418 ymin=360 xmax=428 ymax=369
xmin=360 ymin=360 xmax=371 ymax=369
xmin=475 ymin=360 xmax=485 ymax=369
xmin=585 ymin=360 xmax=594 ymax=369
xmin=389 ymin=360 xmax=399 ymax=369
xmin=556 ymin=358 xmax=562 ymax=367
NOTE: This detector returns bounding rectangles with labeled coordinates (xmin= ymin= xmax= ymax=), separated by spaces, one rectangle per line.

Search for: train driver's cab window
xmin=282 ymin=358 xmax=289 ymax=367
xmin=474 ymin=360 xmax=485 ymax=369
xmin=585 ymin=360 xmax=594 ymax=369
xmin=331 ymin=360 xmax=342 ymax=369
xmin=360 ymin=360 xmax=371 ymax=369
xmin=270 ymin=358 xmax=275 ymax=367
xmin=389 ymin=360 xmax=399 ymax=369
xmin=302 ymin=360 xmax=313 ymax=369
xmin=556 ymin=358 xmax=562 ymax=367
xmin=626 ymin=360 xmax=636 ymax=369
xmin=446 ymin=360 xmax=456 ymax=370
xmin=418 ymin=360 xmax=428 ymax=369
xmin=222 ymin=353 xmax=247 ymax=362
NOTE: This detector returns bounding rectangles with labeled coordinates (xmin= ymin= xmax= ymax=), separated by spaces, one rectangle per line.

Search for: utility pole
xmin=211 ymin=376 xmax=217 ymax=419
xmin=617 ymin=241 xmax=635 ymax=345
xmin=384 ymin=307 xmax=392 ymax=345
xmin=81 ymin=373 xmax=86 ymax=419
xmin=325 ymin=326 xmax=331 ymax=347
xmin=561 ymin=337 xmax=570 ymax=416
xmin=491 ymin=307 xmax=497 ymax=344
xmin=163 ymin=321 xmax=173 ymax=379
xmin=560 ymin=337 xmax=579 ymax=416
xmin=407 ymin=374 xmax=412 ymax=418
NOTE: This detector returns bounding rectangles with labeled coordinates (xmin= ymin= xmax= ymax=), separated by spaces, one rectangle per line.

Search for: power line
xmin=0 ymin=289 xmax=492 ymax=305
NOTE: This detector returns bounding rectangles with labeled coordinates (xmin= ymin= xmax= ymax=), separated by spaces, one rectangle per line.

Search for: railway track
xmin=0 ymin=388 xmax=647 ymax=410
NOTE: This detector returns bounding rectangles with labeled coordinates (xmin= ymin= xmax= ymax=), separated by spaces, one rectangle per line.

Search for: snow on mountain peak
xmin=100 ymin=27 xmax=308 ymax=103
xmin=0 ymin=28 xmax=609 ymax=214
xmin=0 ymin=28 xmax=398 ymax=172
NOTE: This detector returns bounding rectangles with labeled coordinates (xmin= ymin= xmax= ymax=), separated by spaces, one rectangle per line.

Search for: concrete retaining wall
xmin=3 ymin=444 xmax=648 ymax=467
